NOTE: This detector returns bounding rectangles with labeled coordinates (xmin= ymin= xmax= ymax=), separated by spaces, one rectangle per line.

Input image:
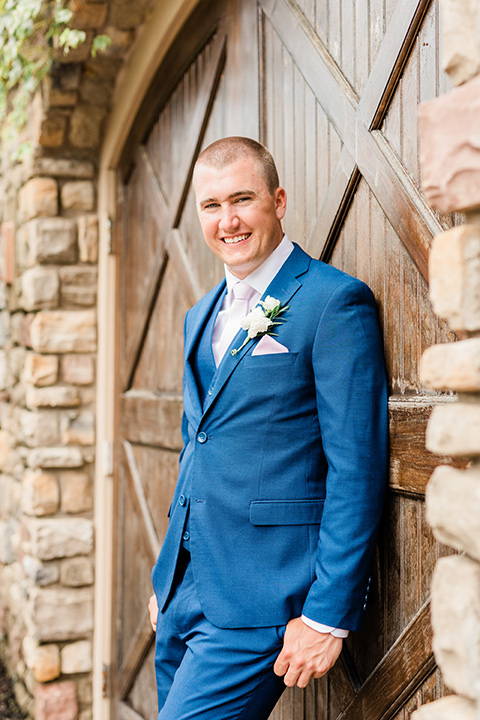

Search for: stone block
xmin=60 ymin=472 xmax=93 ymax=514
xmin=18 ymin=409 xmax=59 ymax=447
xmin=35 ymin=680 xmax=78 ymax=720
xmin=420 ymin=338 xmax=480 ymax=391
xmin=21 ymin=267 xmax=59 ymax=310
xmin=76 ymin=677 xmax=92 ymax=705
xmin=426 ymin=465 xmax=480 ymax=560
xmin=101 ymin=26 xmax=134 ymax=57
xmin=429 ymin=225 xmax=480 ymax=331
xmin=29 ymin=517 xmax=93 ymax=560
xmin=60 ymin=267 xmax=97 ymax=306
xmin=61 ymin=181 xmax=95 ymax=213
xmin=24 ymin=354 xmax=59 ymax=387
xmin=55 ymin=31 xmax=94 ymax=64
xmin=419 ymin=75 xmax=480 ymax=213
xmin=431 ymin=555 xmax=480 ymax=699
xmin=26 ymin=217 xmax=78 ymax=265
xmin=22 ymin=555 xmax=60 ymax=586
xmin=19 ymin=178 xmax=58 ymax=221
xmin=38 ymin=112 xmax=68 ymax=148
xmin=33 ymin=158 xmax=94 ymax=179
xmin=79 ymin=77 xmax=114 ymax=107
xmin=440 ymin=0 xmax=480 ymax=86
xmin=61 ymin=412 xmax=95 ymax=446
xmin=26 ymin=386 xmax=80 ymax=410
xmin=109 ymin=0 xmax=152 ymax=28
xmin=22 ymin=471 xmax=60 ymax=516
xmin=23 ymin=637 xmax=60 ymax=682
xmin=28 ymin=447 xmax=84 ymax=469
xmin=33 ymin=587 xmax=93 ymax=642
xmin=30 ymin=311 xmax=96 ymax=353
xmin=43 ymin=76 xmax=78 ymax=108
xmin=426 ymin=402 xmax=480 ymax=457
xmin=77 ymin=216 xmax=98 ymax=263
xmin=411 ymin=696 xmax=477 ymax=720
xmin=61 ymin=640 xmax=92 ymax=674
xmin=70 ymin=105 xmax=106 ymax=149
xmin=68 ymin=1 xmax=108 ymax=29
xmin=0 ymin=430 xmax=13 ymax=473
xmin=62 ymin=355 xmax=95 ymax=386
xmin=60 ymin=556 xmax=94 ymax=587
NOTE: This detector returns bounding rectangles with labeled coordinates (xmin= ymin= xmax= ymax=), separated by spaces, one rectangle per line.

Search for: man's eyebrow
xmin=199 ymin=190 xmax=257 ymax=206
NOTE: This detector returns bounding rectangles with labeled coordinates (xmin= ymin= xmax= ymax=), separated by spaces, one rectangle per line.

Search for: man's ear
xmin=275 ymin=187 xmax=287 ymax=220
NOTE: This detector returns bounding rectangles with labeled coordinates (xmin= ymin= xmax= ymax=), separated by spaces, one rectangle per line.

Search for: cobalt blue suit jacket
xmin=151 ymin=243 xmax=389 ymax=631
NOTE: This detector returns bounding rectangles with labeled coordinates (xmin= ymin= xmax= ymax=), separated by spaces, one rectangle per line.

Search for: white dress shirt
xmin=212 ymin=235 xmax=349 ymax=639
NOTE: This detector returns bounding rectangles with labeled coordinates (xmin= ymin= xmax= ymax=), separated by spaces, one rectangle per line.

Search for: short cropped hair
xmin=194 ymin=137 xmax=280 ymax=195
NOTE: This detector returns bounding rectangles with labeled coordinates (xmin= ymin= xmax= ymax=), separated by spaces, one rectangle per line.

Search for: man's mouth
xmin=221 ymin=233 xmax=251 ymax=244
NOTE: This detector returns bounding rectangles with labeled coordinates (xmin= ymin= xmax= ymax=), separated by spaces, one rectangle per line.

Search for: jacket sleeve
xmin=301 ymin=278 xmax=389 ymax=631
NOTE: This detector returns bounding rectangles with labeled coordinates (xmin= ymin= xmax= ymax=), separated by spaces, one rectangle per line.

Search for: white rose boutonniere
xmin=231 ymin=296 xmax=289 ymax=356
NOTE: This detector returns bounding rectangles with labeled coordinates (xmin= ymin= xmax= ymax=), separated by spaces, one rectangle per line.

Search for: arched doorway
xmin=112 ymin=1 xmax=455 ymax=717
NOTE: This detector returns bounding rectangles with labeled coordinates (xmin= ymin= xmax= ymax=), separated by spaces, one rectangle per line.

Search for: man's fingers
xmin=148 ymin=594 xmax=158 ymax=632
xmin=273 ymin=651 xmax=289 ymax=677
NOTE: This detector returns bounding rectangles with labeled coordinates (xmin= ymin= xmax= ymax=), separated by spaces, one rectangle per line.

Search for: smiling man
xmin=149 ymin=137 xmax=389 ymax=719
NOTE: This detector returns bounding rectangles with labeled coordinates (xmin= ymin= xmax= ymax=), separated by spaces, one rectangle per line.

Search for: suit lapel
xmin=184 ymin=280 xmax=226 ymax=424
xmin=202 ymin=244 xmax=311 ymax=416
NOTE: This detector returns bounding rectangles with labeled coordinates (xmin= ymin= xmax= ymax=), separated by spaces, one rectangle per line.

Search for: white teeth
xmin=223 ymin=234 xmax=250 ymax=244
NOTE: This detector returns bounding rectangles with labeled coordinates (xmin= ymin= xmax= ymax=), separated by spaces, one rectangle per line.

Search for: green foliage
xmin=0 ymin=0 xmax=110 ymax=151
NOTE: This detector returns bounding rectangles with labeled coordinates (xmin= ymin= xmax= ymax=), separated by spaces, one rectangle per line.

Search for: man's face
xmin=194 ymin=155 xmax=287 ymax=279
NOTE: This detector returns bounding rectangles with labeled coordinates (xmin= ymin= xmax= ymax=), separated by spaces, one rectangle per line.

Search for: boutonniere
xmin=231 ymin=296 xmax=289 ymax=356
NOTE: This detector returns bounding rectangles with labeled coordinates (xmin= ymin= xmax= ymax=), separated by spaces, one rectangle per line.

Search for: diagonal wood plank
xmin=122 ymin=440 xmax=161 ymax=562
xmin=122 ymin=34 xmax=225 ymax=390
xmin=358 ymin=0 xmax=432 ymax=129
xmin=261 ymin=0 xmax=441 ymax=281
xmin=117 ymin=700 xmax=146 ymax=720
xmin=116 ymin=608 xmax=155 ymax=700
xmin=307 ymin=147 xmax=358 ymax=262
xmin=338 ymin=601 xmax=434 ymax=720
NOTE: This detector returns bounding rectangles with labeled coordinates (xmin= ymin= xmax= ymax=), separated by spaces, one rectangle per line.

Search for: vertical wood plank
xmin=355 ymin=0 xmax=370 ymax=96
xmin=342 ymin=0 xmax=356 ymax=90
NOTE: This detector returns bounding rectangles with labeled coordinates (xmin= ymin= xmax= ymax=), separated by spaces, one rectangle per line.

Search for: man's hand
xmin=148 ymin=594 xmax=158 ymax=632
xmin=274 ymin=617 xmax=343 ymax=688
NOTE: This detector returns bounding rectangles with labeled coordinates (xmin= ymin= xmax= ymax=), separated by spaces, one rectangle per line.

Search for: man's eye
xmin=235 ymin=196 xmax=251 ymax=203
xmin=204 ymin=203 xmax=219 ymax=210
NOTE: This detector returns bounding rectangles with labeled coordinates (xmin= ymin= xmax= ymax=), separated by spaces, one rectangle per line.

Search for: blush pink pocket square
xmin=252 ymin=335 xmax=289 ymax=356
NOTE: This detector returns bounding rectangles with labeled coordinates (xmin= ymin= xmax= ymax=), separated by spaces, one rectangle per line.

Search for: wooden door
xmin=112 ymin=1 xmax=455 ymax=718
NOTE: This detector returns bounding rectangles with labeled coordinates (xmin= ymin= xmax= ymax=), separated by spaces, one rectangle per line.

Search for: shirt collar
xmin=224 ymin=235 xmax=294 ymax=296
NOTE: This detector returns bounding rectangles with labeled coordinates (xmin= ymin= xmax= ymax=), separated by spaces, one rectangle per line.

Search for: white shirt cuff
xmin=301 ymin=615 xmax=349 ymax=638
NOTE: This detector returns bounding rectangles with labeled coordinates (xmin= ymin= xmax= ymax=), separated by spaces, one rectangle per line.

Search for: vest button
xmin=208 ymin=387 xmax=214 ymax=396
xmin=197 ymin=432 xmax=207 ymax=444
xmin=178 ymin=495 xmax=186 ymax=506
xmin=182 ymin=531 xmax=190 ymax=541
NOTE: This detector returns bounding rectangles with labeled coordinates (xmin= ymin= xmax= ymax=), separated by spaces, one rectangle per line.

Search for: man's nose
xmin=219 ymin=206 xmax=240 ymax=233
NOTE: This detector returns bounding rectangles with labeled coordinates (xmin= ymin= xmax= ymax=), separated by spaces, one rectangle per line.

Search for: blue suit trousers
xmin=155 ymin=549 xmax=287 ymax=719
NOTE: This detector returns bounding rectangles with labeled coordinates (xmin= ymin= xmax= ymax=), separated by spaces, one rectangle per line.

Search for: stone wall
xmin=413 ymin=1 xmax=480 ymax=719
xmin=0 ymin=2 xmax=155 ymax=718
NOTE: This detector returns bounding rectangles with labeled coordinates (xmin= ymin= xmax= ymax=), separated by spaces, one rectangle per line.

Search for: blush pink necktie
xmin=213 ymin=281 xmax=254 ymax=365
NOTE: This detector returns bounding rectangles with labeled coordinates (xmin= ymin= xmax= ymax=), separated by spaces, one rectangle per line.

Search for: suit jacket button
xmin=182 ymin=531 xmax=190 ymax=541
xmin=179 ymin=495 xmax=186 ymax=506
xmin=197 ymin=432 xmax=207 ymax=443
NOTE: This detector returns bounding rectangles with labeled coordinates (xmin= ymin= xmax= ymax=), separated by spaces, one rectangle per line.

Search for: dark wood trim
xmin=388 ymin=397 xmax=468 ymax=498
xmin=122 ymin=440 xmax=161 ymax=562
xmin=339 ymin=602 xmax=433 ymax=720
